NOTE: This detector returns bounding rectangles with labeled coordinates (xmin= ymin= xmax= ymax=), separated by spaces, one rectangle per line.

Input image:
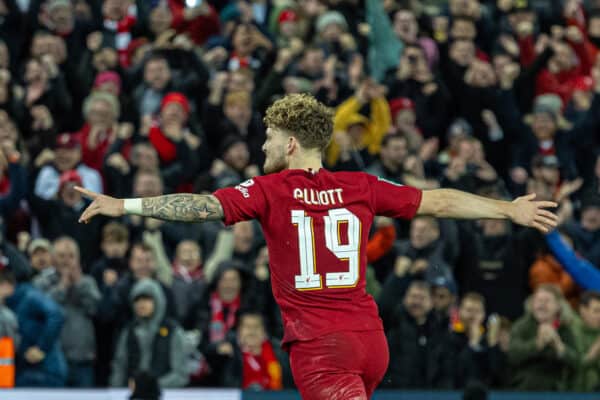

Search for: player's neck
xmin=288 ymin=154 xmax=323 ymax=172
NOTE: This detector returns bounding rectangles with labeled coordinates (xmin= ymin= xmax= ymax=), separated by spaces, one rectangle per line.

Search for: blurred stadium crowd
xmin=0 ymin=0 xmax=600 ymax=393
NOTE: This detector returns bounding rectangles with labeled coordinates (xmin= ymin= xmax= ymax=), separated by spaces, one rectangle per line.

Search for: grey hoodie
xmin=0 ymin=305 xmax=18 ymax=343
xmin=43 ymin=273 xmax=101 ymax=362
xmin=110 ymin=278 xmax=189 ymax=388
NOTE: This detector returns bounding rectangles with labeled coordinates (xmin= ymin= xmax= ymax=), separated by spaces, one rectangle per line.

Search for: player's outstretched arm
xmin=75 ymin=186 xmax=224 ymax=224
xmin=417 ymin=189 xmax=558 ymax=233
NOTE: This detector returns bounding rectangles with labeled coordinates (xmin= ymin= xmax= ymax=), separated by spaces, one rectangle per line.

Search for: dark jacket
xmin=454 ymin=223 xmax=529 ymax=319
xmin=104 ymin=272 xmax=178 ymax=334
xmin=110 ymin=278 xmax=188 ymax=388
xmin=446 ymin=329 xmax=507 ymax=388
xmin=6 ymin=283 xmax=67 ymax=387
xmin=383 ymin=307 xmax=453 ymax=389
xmin=28 ymin=195 xmax=103 ymax=269
xmin=201 ymin=103 xmax=266 ymax=167
xmin=495 ymin=89 xmax=600 ymax=180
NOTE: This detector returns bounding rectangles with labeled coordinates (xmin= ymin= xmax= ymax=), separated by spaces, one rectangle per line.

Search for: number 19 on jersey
xmin=291 ymin=208 xmax=361 ymax=290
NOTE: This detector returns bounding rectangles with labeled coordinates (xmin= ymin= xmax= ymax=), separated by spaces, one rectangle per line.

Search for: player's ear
xmin=286 ymin=135 xmax=296 ymax=155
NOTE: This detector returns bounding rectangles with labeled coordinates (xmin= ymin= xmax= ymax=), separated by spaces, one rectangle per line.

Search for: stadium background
xmin=1 ymin=0 xmax=600 ymax=397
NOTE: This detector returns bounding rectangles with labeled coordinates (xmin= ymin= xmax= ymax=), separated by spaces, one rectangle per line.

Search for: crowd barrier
xmin=1 ymin=389 xmax=600 ymax=400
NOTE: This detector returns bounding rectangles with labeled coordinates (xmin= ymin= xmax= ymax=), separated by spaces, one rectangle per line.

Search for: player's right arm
xmin=75 ymin=187 xmax=224 ymax=223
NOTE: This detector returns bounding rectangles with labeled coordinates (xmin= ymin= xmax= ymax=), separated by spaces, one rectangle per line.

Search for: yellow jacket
xmin=326 ymin=96 xmax=391 ymax=167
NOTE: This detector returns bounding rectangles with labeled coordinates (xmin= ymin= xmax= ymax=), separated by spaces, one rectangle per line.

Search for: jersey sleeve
xmin=213 ymin=178 xmax=267 ymax=226
xmin=369 ymin=175 xmax=422 ymax=219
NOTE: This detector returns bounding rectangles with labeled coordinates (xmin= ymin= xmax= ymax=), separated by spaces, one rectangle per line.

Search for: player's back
xmin=259 ymin=169 xmax=380 ymax=345
xmin=213 ymin=168 xmax=422 ymax=346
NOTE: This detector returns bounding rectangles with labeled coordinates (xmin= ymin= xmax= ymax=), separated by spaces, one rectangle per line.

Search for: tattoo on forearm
xmin=141 ymin=194 xmax=224 ymax=222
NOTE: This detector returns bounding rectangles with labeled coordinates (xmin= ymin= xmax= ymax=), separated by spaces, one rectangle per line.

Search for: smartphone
xmin=186 ymin=0 xmax=203 ymax=7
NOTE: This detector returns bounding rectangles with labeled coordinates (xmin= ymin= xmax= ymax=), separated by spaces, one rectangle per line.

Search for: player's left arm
xmin=417 ymin=189 xmax=558 ymax=233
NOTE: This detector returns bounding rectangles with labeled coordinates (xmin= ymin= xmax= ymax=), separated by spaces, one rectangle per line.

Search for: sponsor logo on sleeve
xmin=235 ymin=179 xmax=255 ymax=198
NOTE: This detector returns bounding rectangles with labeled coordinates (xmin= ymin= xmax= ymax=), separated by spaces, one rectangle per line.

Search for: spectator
xmin=448 ymin=293 xmax=504 ymax=388
xmin=508 ymin=285 xmax=578 ymax=390
xmin=530 ymin=233 xmax=581 ymax=309
xmin=535 ymin=35 xmax=592 ymax=105
xmin=382 ymin=280 xmax=453 ymax=389
xmin=563 ymin=197 xmax=600 ymax=267
xmin=6 ymin=273 xmax=66 ymax=386
xmin=104 ymin=141 xmax=157 ymax=198
xmin=110 ymin=278 xmax=189 ymax=388
xmin=34 ymin=237 xmax=100 ymax=387
xmin=34 ymin=133 xmax=103 ymax=200
xmin=385 ymin=43 xmax=451 ymax=139
xmin=457 ymin=216 xmax=530 ymax=320
xmin=430 ymin=275 xmax=457 ymax=325
xmin=169 ymin=240 xmax=203 ymax=316
xmin=572 ymin=291 xmax=600 ymax=391
xmin=146 ymin=92 xmax=205 ymax=179
xmin=545 ymin=229 xmax=600 ymax=291
xmin=328 ymin=79 xmax=390 ymax=169
xmin=203 ymin=87 xmax=266 ymax=167
xmin=365 ymin=134 xmax=415 ymax=184
xmin=76 ymin=91 xmax=122 ymax=172
xmin=211 ymin=136 xmax=258 ymax=190
xmin=91 ymin=221 xmax=130 ymax=386
xmin=205 ymin=309 xmax=291 ymax=389
xmin=27 ymin=239 xmax=53 ymax=278
xmin=393 ymin=216 xmax=457 ymax=287
xmin=98 ymin=0 xmax=138 ymax=67
xmin=29 ymin=169 xmax=103 ymax=267
xmin=91 ymin=222 xmax=131 ymax=290
xmin=191 ymin=260 xmax=256 ymax=355
xmin=497 ymin=76 xmax=600 ymax=182
xmin=133 ymin=54 xmax=178 ymax=118
xmin=108 ymin=242 xmax=177 ymax=332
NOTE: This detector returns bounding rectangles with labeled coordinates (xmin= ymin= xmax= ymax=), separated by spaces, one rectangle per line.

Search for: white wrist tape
xmin=123 ymin=198 xmax=143 ymax=215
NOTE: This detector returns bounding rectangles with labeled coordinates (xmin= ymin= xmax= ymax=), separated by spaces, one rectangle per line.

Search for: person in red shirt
xmin=74 ymin=94 xmax=558 ymax=400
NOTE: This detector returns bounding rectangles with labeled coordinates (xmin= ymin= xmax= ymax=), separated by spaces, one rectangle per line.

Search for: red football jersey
xmin=213 ymin=169 xmax=422 ymax=345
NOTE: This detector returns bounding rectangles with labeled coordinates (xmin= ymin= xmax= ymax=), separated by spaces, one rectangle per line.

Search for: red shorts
xmin=288 ymin=330 xmax=389 ymax=400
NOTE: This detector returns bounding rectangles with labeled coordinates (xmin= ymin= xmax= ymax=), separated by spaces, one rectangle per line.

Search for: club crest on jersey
xmin=235 ymin=179 xmax=255 ymax=198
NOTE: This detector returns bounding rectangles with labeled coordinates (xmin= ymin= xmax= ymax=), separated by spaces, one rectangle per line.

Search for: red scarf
xmin=209 ymin=292 xmax=240 ymax=343
xmin=538 ymin=139 xmax=556 ymax=156
xmin=241 ymin=340 xmax=283 ymax=390
xmin=173 ymin=263 xmax=203 ymax=283
xmin=77 ymin=123 xmax=114 ymax=172
xmin=103 ymin=10 xmax=137 ymax=67
xmin=148 ymin=122 xmax=177 ymax=163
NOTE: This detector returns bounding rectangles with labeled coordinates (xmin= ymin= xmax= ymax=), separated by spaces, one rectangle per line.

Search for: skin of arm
xmin=417 ymin=189 xmax=558 ymax=232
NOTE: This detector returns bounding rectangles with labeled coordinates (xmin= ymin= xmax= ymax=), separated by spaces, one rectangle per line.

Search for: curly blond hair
xmin=263 ymin=94 xmax=334 ymax=150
